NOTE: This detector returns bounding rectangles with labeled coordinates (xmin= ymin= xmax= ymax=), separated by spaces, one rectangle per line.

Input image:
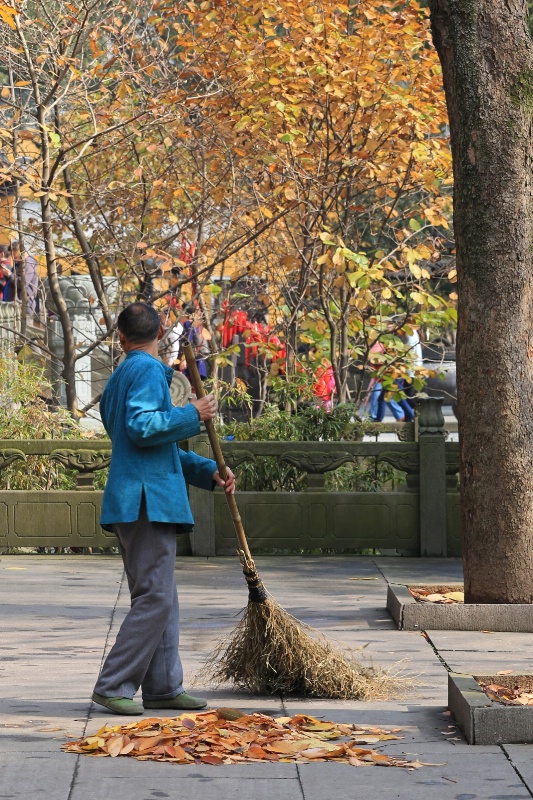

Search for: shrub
xmin=219 ymin=404 xmax=404 ymax=492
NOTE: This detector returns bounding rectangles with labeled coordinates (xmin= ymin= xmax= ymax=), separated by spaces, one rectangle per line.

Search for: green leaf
xmin=409 ymin=218 xmax=421 ymax=231
xmin=447 ymin=307 xmax=458 ymax=322
xmin=234 ymin=116 xmax=251 ymax=132
xmin=210 ymin=283 xmax=222 ymax=296
xmin=279 ymin=133 xmax=294 ymax=143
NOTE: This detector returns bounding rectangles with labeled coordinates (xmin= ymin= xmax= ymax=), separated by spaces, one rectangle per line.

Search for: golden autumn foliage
xmin=0 ymin=0 xmax=455 ymax=408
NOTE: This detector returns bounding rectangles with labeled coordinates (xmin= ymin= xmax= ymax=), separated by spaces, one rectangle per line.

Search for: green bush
xmin=219 ymin=404 xmax=405 ymax=492
xmin=0 ymin=361 xmax=106 ymax=490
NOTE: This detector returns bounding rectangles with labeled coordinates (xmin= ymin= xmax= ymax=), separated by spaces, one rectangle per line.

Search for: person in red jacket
xmin=308 ymin=346 xmax=336 ymax=410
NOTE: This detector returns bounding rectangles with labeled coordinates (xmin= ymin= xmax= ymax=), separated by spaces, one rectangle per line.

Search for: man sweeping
xmin=92 ymin=302 xmax=235 ymax=716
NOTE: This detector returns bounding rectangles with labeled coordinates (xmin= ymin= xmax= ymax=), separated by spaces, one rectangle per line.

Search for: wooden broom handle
xmin=182 ymin=342 xmax=253 ymax=563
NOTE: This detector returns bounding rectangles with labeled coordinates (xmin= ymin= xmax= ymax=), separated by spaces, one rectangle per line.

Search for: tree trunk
xmin=430 ymin=0 xmax=533 ymax=602
xmin=38 ymin=105 xmax=79 ymax=417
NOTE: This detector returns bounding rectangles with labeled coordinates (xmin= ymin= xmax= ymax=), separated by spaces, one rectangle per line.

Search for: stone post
xmin=43 ymin=275 xmax=118 ymax=411
xmin=416 ymin=396 xmax=447 ymax=556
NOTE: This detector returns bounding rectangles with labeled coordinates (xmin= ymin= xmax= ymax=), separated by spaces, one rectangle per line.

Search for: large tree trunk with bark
xmin=430 ymin=1 xmax=533 ymax=602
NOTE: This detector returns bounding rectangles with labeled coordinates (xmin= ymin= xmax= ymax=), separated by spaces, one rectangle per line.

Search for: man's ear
xmin=118 ymin=330 xmax=127 ymax=351
xmin=157 ymin=324 xmax=165 ymax=341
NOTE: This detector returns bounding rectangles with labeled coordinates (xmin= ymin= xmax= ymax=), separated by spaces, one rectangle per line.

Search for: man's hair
xmin=117 ymin=302 xmax=161 ymax=344
xmin=8 ymin=241 xmax=19 ymax=253
xmin=0 ymin=244 xmax=8 ymax=256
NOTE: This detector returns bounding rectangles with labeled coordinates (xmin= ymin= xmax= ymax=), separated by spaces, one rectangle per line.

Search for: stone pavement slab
xmin=296 ymin=755 xmax=531 ymax=800
xmin=374 ymin=557 xmax=464 ymax=585
xmin=2 ymin=555 xmax=533 ymax=799
xmin=426 ymin=630 xmax=533 ymax=675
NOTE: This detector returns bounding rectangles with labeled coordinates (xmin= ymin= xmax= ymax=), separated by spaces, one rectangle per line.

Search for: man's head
xmin=117 ymin=302 xmax=163 ymax=352
xmin=8 ymin=241 xmax=20 ymax=257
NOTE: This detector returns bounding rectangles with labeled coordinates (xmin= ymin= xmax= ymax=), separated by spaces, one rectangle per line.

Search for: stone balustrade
xmin=0 ymin=397 xmax=460 ymax=556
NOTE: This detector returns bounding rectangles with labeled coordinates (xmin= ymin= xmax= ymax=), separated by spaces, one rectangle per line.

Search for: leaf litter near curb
xmin=409 ymin=585 xmax=464 ymax=604
xmin=478 ymin=680 xmax=533 ymax=706
xmin=63 ymin=709 xmax=445 ymax=769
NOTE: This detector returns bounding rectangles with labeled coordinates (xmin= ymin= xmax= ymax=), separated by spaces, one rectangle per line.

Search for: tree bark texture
xmin=430 ymin=0 xmax=533 ymax=602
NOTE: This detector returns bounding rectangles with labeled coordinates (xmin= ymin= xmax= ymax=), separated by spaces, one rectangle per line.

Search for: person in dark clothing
xmin=7 ymin=241 xmax=39 ymax=317
xmin=0 ymin=245 xmax=11 ymax=301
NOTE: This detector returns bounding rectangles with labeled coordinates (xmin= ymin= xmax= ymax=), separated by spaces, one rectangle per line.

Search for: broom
xmin=183 ymin=342 xmax=398 ymax=699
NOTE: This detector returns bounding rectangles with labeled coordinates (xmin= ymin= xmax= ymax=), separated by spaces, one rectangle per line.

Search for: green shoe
xmin=143 ymin=692 xmax=208 ymax=710
xmin=91 ymin=692 xmax=144 ymax=716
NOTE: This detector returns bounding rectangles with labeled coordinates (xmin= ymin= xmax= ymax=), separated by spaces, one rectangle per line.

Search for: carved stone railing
xmin=0 ymin=439 xmax=114 ymax=552
xmin=0 ymin=438 xmax=111 ymax=488
xmin=0 ymin=397 xmax=460 ymax=556
xmin=188 ymin=397 xmax=461 ymax=558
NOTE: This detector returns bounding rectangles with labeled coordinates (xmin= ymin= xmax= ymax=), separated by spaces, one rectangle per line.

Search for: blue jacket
xmin=99 ymin=350 xmax=216 ymax=527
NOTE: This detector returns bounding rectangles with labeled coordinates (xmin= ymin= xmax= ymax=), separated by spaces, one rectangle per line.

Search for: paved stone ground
xmin=1 ymin=554 xmax=532 ymax=799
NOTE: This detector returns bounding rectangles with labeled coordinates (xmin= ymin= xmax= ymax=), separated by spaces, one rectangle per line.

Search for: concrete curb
xmin=448 ymin=672 xmax=533 ymax=745
xmin=386 ymin=583 xmax=533 ymax=632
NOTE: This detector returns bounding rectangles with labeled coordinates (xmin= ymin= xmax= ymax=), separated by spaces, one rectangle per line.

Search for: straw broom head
xmin=201 ymin=554 xmax=403 ymax=700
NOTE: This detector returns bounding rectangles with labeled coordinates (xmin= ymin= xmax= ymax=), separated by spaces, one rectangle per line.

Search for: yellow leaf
xmin=0 ymin=4 xmax=17 ymax=29
xmin=443 ymin=591 xmax=464 ymax=602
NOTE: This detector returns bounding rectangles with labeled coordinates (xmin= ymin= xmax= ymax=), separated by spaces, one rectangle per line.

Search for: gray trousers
xmin=94 ymin=503 xmax=184 ymax=700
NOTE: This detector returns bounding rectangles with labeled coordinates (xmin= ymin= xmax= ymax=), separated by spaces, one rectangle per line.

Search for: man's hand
xmin=191 ymin=394 xmax=217 ymax=421
xmin=213 ymin=467 xmax=236 ymax=494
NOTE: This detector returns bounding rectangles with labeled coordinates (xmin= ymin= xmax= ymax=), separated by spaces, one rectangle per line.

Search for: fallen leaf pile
xmin=479 ymin=681 xmax=533 ymax=706
xmin=62 ymin=710 xmax=439 ymax=769
xmin=409 ymin=586 xmax=464 ymax=604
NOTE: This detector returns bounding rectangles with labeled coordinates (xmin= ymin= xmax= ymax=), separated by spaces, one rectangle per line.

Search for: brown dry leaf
xmin=106 ymin=736 xmax=124 ymax=757
xmin=337 ymin=724 xmax=354 ymax=735
xmin=347 ymin=747 xmax=373 ymax=757
xmin=299 ymin=747 xmax=331 ymax=759
xmin=62 ymin=711 xmax=430 ymax=770
xmin=168 ymin=745 xmax=193 ymax=761
xmin=497 ymin=670 xmax=514 ymax=676
xmin=371 ymin=753 xmax=393 ymax=766
xmin=289 ymin=714 xmax=320 ymax=726
xmin=310 ymin=730 xmax=343 ymax=741
xmin=267 ymin=739 xmax=306 ymax=755
xmin=216 ymin=708 xmax=245 ymax=721
xmin=408 ymin=760 xmax=447 ymax=769
xmin=247 ymin=744 xmax=268 ymax=758
xmin=137 ymin=736 xmax=163 ymax=752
